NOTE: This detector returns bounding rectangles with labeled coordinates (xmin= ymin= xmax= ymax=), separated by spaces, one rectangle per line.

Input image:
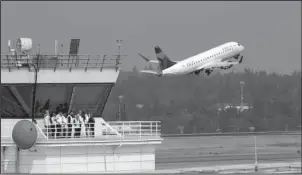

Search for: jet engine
xmin=194 ymin=70 xmax=201 ymax=75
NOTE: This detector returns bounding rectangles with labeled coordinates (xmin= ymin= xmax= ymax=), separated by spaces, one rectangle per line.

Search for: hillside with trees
xmin=103 ymin=67 xmax=301 ymax=134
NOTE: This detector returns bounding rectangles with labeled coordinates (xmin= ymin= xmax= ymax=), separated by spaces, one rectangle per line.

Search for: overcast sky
xmin=1 ymin=1 xmax=301 ymax=74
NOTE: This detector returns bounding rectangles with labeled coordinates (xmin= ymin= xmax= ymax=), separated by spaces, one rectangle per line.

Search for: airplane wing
xmin=196 ymin=56 xmax=243 ymax=71
xmin=225 ymin=55 xmax=243 ymax=64
xmin=196 ymin=62 xmax=213 ymax=71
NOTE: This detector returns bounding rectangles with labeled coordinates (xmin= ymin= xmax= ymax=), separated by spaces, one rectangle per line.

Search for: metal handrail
xmin=1 ymin=54 xmax=123 ymax=71
xmin=1 ymin=120 xmax=162 ymax=141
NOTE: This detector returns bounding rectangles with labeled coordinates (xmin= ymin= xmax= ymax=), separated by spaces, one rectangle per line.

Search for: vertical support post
xmin=96 ymin=55 xmax=99 ymax=67
xmin=240 ymin=81 xmax=245 ymax=112
xmin=139 ymin=121 xmax=141 ymax=138
xmin=6 ymin=55 xmax=11 ymax=72
xmin=1 ymin=147 xmax=5 ymax=174
xmin=16 ymin=54 xmax=20 ymax=70
xmin=68 ymin=55 xmax=71 ymax=70
xmin=100 ymin=55 xmax=106 ymax=72
xmin=118 ymin=103 xmax=121 ymax=121
xmin=54 ymin=55 xmax=58 ymax=72
xmin=155 ymin=122 xmax=158 ymax=137
xmin=46 ymin=125 xmax=48 ymax=139
xmin=151 ymin=122 xmax=153 ymax=136
xmin=27 ymin=55 xmax=30 ymax=72
xmin=254 ymin=135 xmax=258 ymax=171
xmin=103 ymin=145 xmax=107 ymax=172
xmin=123 ymin=103 xmax=126 ymax=121
xmin=15 ymin=147 xmax=19 ymax=173
xmin=85 ymin=55 xmax=90 ymax=72
xmin=31 ymin=64 xmax=38 ymax=124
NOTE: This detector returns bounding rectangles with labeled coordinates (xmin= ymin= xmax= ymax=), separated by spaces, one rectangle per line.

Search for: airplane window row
xmin=186 ymin=45 xmax=237 ymax=67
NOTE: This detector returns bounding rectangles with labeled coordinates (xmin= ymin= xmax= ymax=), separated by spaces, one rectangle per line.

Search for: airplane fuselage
xmin=162 ymin=42 xmax=244 ymax=76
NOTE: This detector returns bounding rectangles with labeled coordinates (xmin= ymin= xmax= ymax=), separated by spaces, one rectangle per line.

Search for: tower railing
xmin=1 ymin=119 xmax=162 ymax=143
xmin=1 ymin=54 xmax=122 ymax=71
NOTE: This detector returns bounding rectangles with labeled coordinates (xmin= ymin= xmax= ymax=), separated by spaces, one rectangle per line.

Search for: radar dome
xmin=16 ymin=38 xmax=32 ymax=53
xmin=12 ymin=120 xmax=38 ymax=150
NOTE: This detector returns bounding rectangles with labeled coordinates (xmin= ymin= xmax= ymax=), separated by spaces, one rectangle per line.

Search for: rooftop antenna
xmin=61 ymin=44 xmax=64 ymax=55
xmin=55 ymin=40 xmax=58 ymax=56
xmin=116 ymin=40 xmax=123 ymax=57
xmin=116 ymin=40 xmax=123 ymax=68
xmin=8 ymin=40 xmax=11 ymax=52
xmin=37 ymin=44 xmax=41 ymax=54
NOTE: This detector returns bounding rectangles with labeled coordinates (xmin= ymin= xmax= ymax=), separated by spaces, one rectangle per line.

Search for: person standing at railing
xmin=80 ymin=110 xmax=86 ymax=137
xmin=88 ymin=114 xmax=95 ymax=137
xmin=55 ymin=112 xmax=63 ymax=138
xmin=51 ymin=113 xmax=57 ymax=138
xmin=84 ymin=112 xmax=90 ymax=137
xmin=61 ymin=113 xmax=68 ymax=138
xmin=66 ymin=112 xmax=74 ymax=138
xmin=43 ymin=110 xmax=51 ymax=138
xmin=74 ymin=112 xmax=83 ymax=138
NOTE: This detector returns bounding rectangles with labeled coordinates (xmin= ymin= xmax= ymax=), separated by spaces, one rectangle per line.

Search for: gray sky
xmin=2 ymin=1 xmax=301 ymax=74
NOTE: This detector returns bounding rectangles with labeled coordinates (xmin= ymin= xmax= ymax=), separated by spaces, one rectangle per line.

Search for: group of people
xmin=43 ymin=109 xmax=95 ymax=139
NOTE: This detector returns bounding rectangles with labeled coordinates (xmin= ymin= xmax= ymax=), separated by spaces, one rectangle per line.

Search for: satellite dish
xmin=12 ymin=120 xmax=38 ymax=150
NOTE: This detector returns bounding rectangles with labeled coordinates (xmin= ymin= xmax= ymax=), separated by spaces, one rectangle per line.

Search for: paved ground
xmin=155 ymin=134 xmax=301 ymax=172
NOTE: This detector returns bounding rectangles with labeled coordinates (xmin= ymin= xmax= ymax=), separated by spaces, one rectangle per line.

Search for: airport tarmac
xmin=155 ymin=134 xmax=301 ymax=171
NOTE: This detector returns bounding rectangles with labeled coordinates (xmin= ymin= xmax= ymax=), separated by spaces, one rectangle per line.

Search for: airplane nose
xmin=241 ymin=45 xmax=244 ymax=51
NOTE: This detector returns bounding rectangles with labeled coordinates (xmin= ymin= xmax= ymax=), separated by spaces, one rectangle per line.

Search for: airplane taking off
xmin=138 ymin=42 xmax=244 ymax=76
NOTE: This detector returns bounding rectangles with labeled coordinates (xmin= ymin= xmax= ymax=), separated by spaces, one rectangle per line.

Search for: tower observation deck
xmin=1 ymin=53 xmax=119 ymax=119
xmin=1 ymin=38 xmax=162 ymax=174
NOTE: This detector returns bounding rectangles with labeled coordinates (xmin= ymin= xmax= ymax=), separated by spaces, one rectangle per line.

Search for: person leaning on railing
xmin=66 ymin=112 xmax=74 ymax=138
xmin=51 ymin=113 xmax=57 ymax=138
xmin=61 ymin=113 xmax=68 ymax=138
xmin=84 ymin=112 xmax=90 ymax=137
xmin=73 ymin=112 xmax=83 ymax=138
xmin=55 ymin=112 xmax=63 ymax=138
xmin=88 ymin=114 xmax=95 ymax=137
xmin=43 ymin=110 xmax=51 ymax=138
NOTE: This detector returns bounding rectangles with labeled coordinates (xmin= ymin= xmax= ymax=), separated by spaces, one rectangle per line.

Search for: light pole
xmin=216 ymin=108 xmax=221 ymax=132
xmin=240 ymin=81 xmax=245 ymax=112
xmin=117 ymin=95 xmax=124 ymax=121
xmin=254 ymin=135 xmax=258 ymax=171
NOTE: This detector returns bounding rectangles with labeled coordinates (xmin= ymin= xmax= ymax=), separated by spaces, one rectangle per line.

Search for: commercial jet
xmin=138 ymin=42 xmax=244 ymax=76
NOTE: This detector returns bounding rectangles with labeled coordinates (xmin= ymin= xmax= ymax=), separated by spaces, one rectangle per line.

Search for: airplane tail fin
xmin=154 ymin=46 xmax=177 ymax=70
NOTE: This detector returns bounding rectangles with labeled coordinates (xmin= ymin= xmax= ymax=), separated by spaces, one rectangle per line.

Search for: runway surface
xmin=155 ymin=134 xmax=301 ymax=171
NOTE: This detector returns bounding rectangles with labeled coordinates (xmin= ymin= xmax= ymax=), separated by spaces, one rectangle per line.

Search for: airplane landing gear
xmin=195 ymin=70 xmax=201 ymax=75
xmin=234 ymin=54 xmax=240 ymax=59
xmin=205 ymin=69 xmax=212 ymax=76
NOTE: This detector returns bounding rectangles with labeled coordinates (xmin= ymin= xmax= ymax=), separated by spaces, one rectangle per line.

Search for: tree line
xmin=103 ymin=67 xmax=301 ymax=134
